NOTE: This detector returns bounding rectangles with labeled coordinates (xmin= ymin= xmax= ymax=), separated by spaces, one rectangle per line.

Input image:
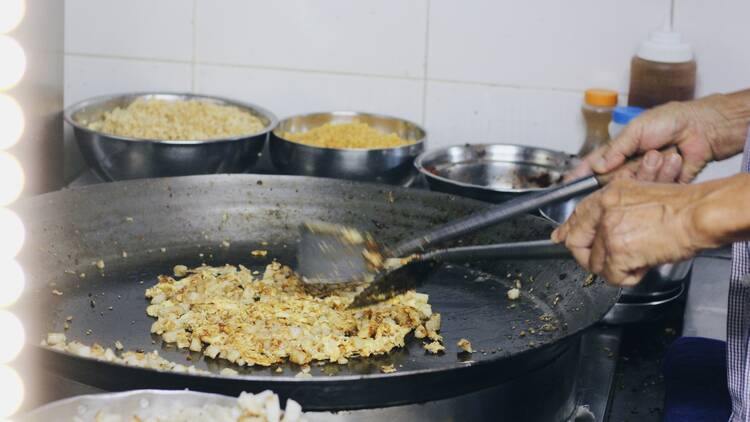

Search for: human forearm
xmin=695 ymin=89 xmax=750 ymax=160
xmin=691 ymin=173 xmax=750 ymax=247
xmin=552 ymin=174 xmax=750 ymax=286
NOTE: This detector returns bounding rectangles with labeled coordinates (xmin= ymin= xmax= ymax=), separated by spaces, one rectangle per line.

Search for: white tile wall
xmin=195 ymin=0 xmax=428 ymax=78
xmin=428 ymin=0 xmax=668 ymax=92
xmin=63 ymin=0 xmax=750 ymax=182
xmin=194 ymin=65 xmax=423 ymax=123
xmin=65 ymin=0 xmax=193 ymax=61
xmin=64 ymin=56 xmax=192 ymax=107
xmin=424 ymin=81 xmax=583 ymax=151
xmin=676 ymin=0 xmax=750 ymax=96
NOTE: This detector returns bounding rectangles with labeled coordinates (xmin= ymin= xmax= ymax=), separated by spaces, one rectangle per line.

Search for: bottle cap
xmin=637 ymin=19 xmax=693 ymax=63
xmin=584 ymin=89 xmax=618 ymax=107
xmin=612 ymin=106 xmax=645 ymax=125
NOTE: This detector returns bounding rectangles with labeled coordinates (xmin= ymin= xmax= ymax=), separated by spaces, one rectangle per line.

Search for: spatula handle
xmin=391 ymin=175 xmax=600 ymax=256
xmin=419 ymin=239 xmax=571 ymax=262
xmin=392 ymin=145 xmax=681 ymax=257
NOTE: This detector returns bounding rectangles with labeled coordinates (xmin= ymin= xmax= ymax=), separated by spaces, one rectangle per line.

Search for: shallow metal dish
xmin=415 ymin=143 xmax=577 ymax=203
xmin=64 ymin=92 xmax=278 ymax=181
xmin=21 ymin=390 xmax=237 ymax=421
xmin=22 ymin=390 xmax=333 ymax=421
xmin=269 ymin=111 xmax=425 ymax=185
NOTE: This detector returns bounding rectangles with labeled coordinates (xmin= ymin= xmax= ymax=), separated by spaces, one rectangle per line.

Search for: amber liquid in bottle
xmin=628 ymin=57 xmax=696 ymax=108
xmin=579 ymin=104 xmax=614 ymax=157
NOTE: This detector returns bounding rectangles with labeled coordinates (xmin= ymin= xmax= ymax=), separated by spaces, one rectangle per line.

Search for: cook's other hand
xmin=551 ymin=174 xmax=750 ymax=286
xmin=567 ymin=90 xmax=750 ymax=183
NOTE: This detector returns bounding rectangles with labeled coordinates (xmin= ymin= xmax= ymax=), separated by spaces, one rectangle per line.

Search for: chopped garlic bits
xmin=457 ymin=338 xmax=474 ymax=354
xmin=95 ymin=390 xmax=306 ymax=422
xmin=42 ymin=333 xmax=209 ymax=375
xmin=145 ymin=262 xmax=442 ymax=367
xmin=506 ymin=288 xmax=521 ymax=301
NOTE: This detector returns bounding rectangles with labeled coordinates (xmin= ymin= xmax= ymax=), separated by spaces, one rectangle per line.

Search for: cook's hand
xmin=567 ymin=94 xmax=750 ymax=183
xmin=550 ymin=178 xmax=721 ymax=286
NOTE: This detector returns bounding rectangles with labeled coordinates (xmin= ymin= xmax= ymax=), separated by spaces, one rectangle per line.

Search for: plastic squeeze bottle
xmin=579 ymin=89 xmax=618 ymax=157
xmin=628 ymin=18 xmax=696 ymax=109
xmin=609 ymin=106 xmax=645 ymax=140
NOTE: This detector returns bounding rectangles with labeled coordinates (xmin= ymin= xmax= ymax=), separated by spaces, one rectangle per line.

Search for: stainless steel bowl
xmin=415 ymin=143 xmax=577 ymax=203
xmin=22 ymin=389 xmax=328 ymax=421
xmin=21 ymin=390 xmax=237 ymax=422
xmin=269 ymin=111 xmax=425 ymax=185
xmin=64 ymin=92 xmax=278 ymax=181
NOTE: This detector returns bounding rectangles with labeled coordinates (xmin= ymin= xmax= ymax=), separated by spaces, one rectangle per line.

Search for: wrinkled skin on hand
xmin=551 ymin=179 xmax=716 ymax=287
xmin=567 ymin=94 xmax=749 ymax=183
xmin=558 ymin=90 xmax=750 ymax=286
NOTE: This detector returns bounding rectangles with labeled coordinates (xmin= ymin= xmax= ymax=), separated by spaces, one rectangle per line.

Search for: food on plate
xmin=84 ymin=98 xmax=265 ymax=140
xmin=457 ymin=338 xmax=474 ymax=354
xmin=90 ymin=390 xmax=305 ymax=422
xmin=42 ymin=333 xmax=209 ymax=375
xmin=282 ymin=122 xmax=414 ymax=149
xmin=145 ymin=262 xmax=442 ymax=367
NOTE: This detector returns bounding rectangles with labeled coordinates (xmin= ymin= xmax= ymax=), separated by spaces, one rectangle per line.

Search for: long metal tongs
xmin=297 ymin=149 xmax=673 ymax=307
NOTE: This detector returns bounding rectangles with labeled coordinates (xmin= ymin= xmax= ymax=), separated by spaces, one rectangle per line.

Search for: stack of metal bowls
xmin=270 ymin=111 xmax=425 ymax=185
xmin=64 ymin=92 xmax=278 ymax=181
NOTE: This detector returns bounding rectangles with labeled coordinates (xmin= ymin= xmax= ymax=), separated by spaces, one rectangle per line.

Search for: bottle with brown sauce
xmin=579 ymin=89 xmax=618 ymax=157
xmin=628 ymin=22 xmax=696 ymax=109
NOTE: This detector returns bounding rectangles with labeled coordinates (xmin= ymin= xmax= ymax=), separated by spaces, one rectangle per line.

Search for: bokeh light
xmin=0 ymin=0 xmax=25 ymax=34
xmin=0 ymin=153 xmax=24 ymax=205
xmin=0 ymin=312 xmax=23 ymax=364
xmin=0 ymin=260 xmax=23 ymax=307
xmin=0 ymin=36 xmax=25 ymax=90
xmin=0 ymin=365 xmax=23 ymax=418
xmin=0 ymin=95 xmax=24 ymax=149
xmin=0 ymin=209 xmax=24 ymax=259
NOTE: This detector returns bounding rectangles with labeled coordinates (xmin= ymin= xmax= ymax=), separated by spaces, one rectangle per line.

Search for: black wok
xmin=16 ymin=175 xmax=618 ymax=410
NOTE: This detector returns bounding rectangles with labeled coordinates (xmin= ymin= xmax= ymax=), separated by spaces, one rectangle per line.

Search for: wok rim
xmin=20 ymin=174 xmax=620 ymax=409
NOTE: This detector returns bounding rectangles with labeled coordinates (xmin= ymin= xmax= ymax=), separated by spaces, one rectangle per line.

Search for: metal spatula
xmin=296 ymin=148 xmax=674 ymax=306
xmin=347 ymin=239 xmax=570 ymax=308
xmin=296 ymin=174 xmax=599 ymax=286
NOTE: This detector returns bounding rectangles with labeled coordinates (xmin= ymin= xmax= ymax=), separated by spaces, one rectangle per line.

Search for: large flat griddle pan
xmin=16 ymin=175 xmax=618 ymax=410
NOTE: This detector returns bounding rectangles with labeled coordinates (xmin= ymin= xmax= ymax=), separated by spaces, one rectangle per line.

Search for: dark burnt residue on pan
xmin=371 ymin=219 xmax=387 ymax=230
xmin=423 ymin=165 xmax=439 ymax=176
xmin=526 ymin=172 xmax=561 ymax=188
xmin=507 ymin=170 xmax=565 ymax=189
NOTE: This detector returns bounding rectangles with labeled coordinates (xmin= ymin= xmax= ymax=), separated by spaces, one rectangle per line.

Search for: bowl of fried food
xmin=269 ymin=111 xmax=425 ymax=185
xmin=65 ymin=92 xmax=278 ymax=181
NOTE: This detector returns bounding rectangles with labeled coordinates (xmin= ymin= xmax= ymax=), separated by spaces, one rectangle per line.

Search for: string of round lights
xmin=0 ymin=0 xmax=27 ymax=418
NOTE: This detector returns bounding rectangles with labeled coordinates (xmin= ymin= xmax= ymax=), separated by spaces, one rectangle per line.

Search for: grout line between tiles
xmin=423 ymin=78 xmax=590 ymax=95
xmin=420 ymin=0 xmax=431 ymax=127
xmin=197 ymin=61 xmax=426 ymax=82
xmin=64 ymin=52 xmax=616 ymax=96
xmin=65 ymin=51 xmax=193 ymax=65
